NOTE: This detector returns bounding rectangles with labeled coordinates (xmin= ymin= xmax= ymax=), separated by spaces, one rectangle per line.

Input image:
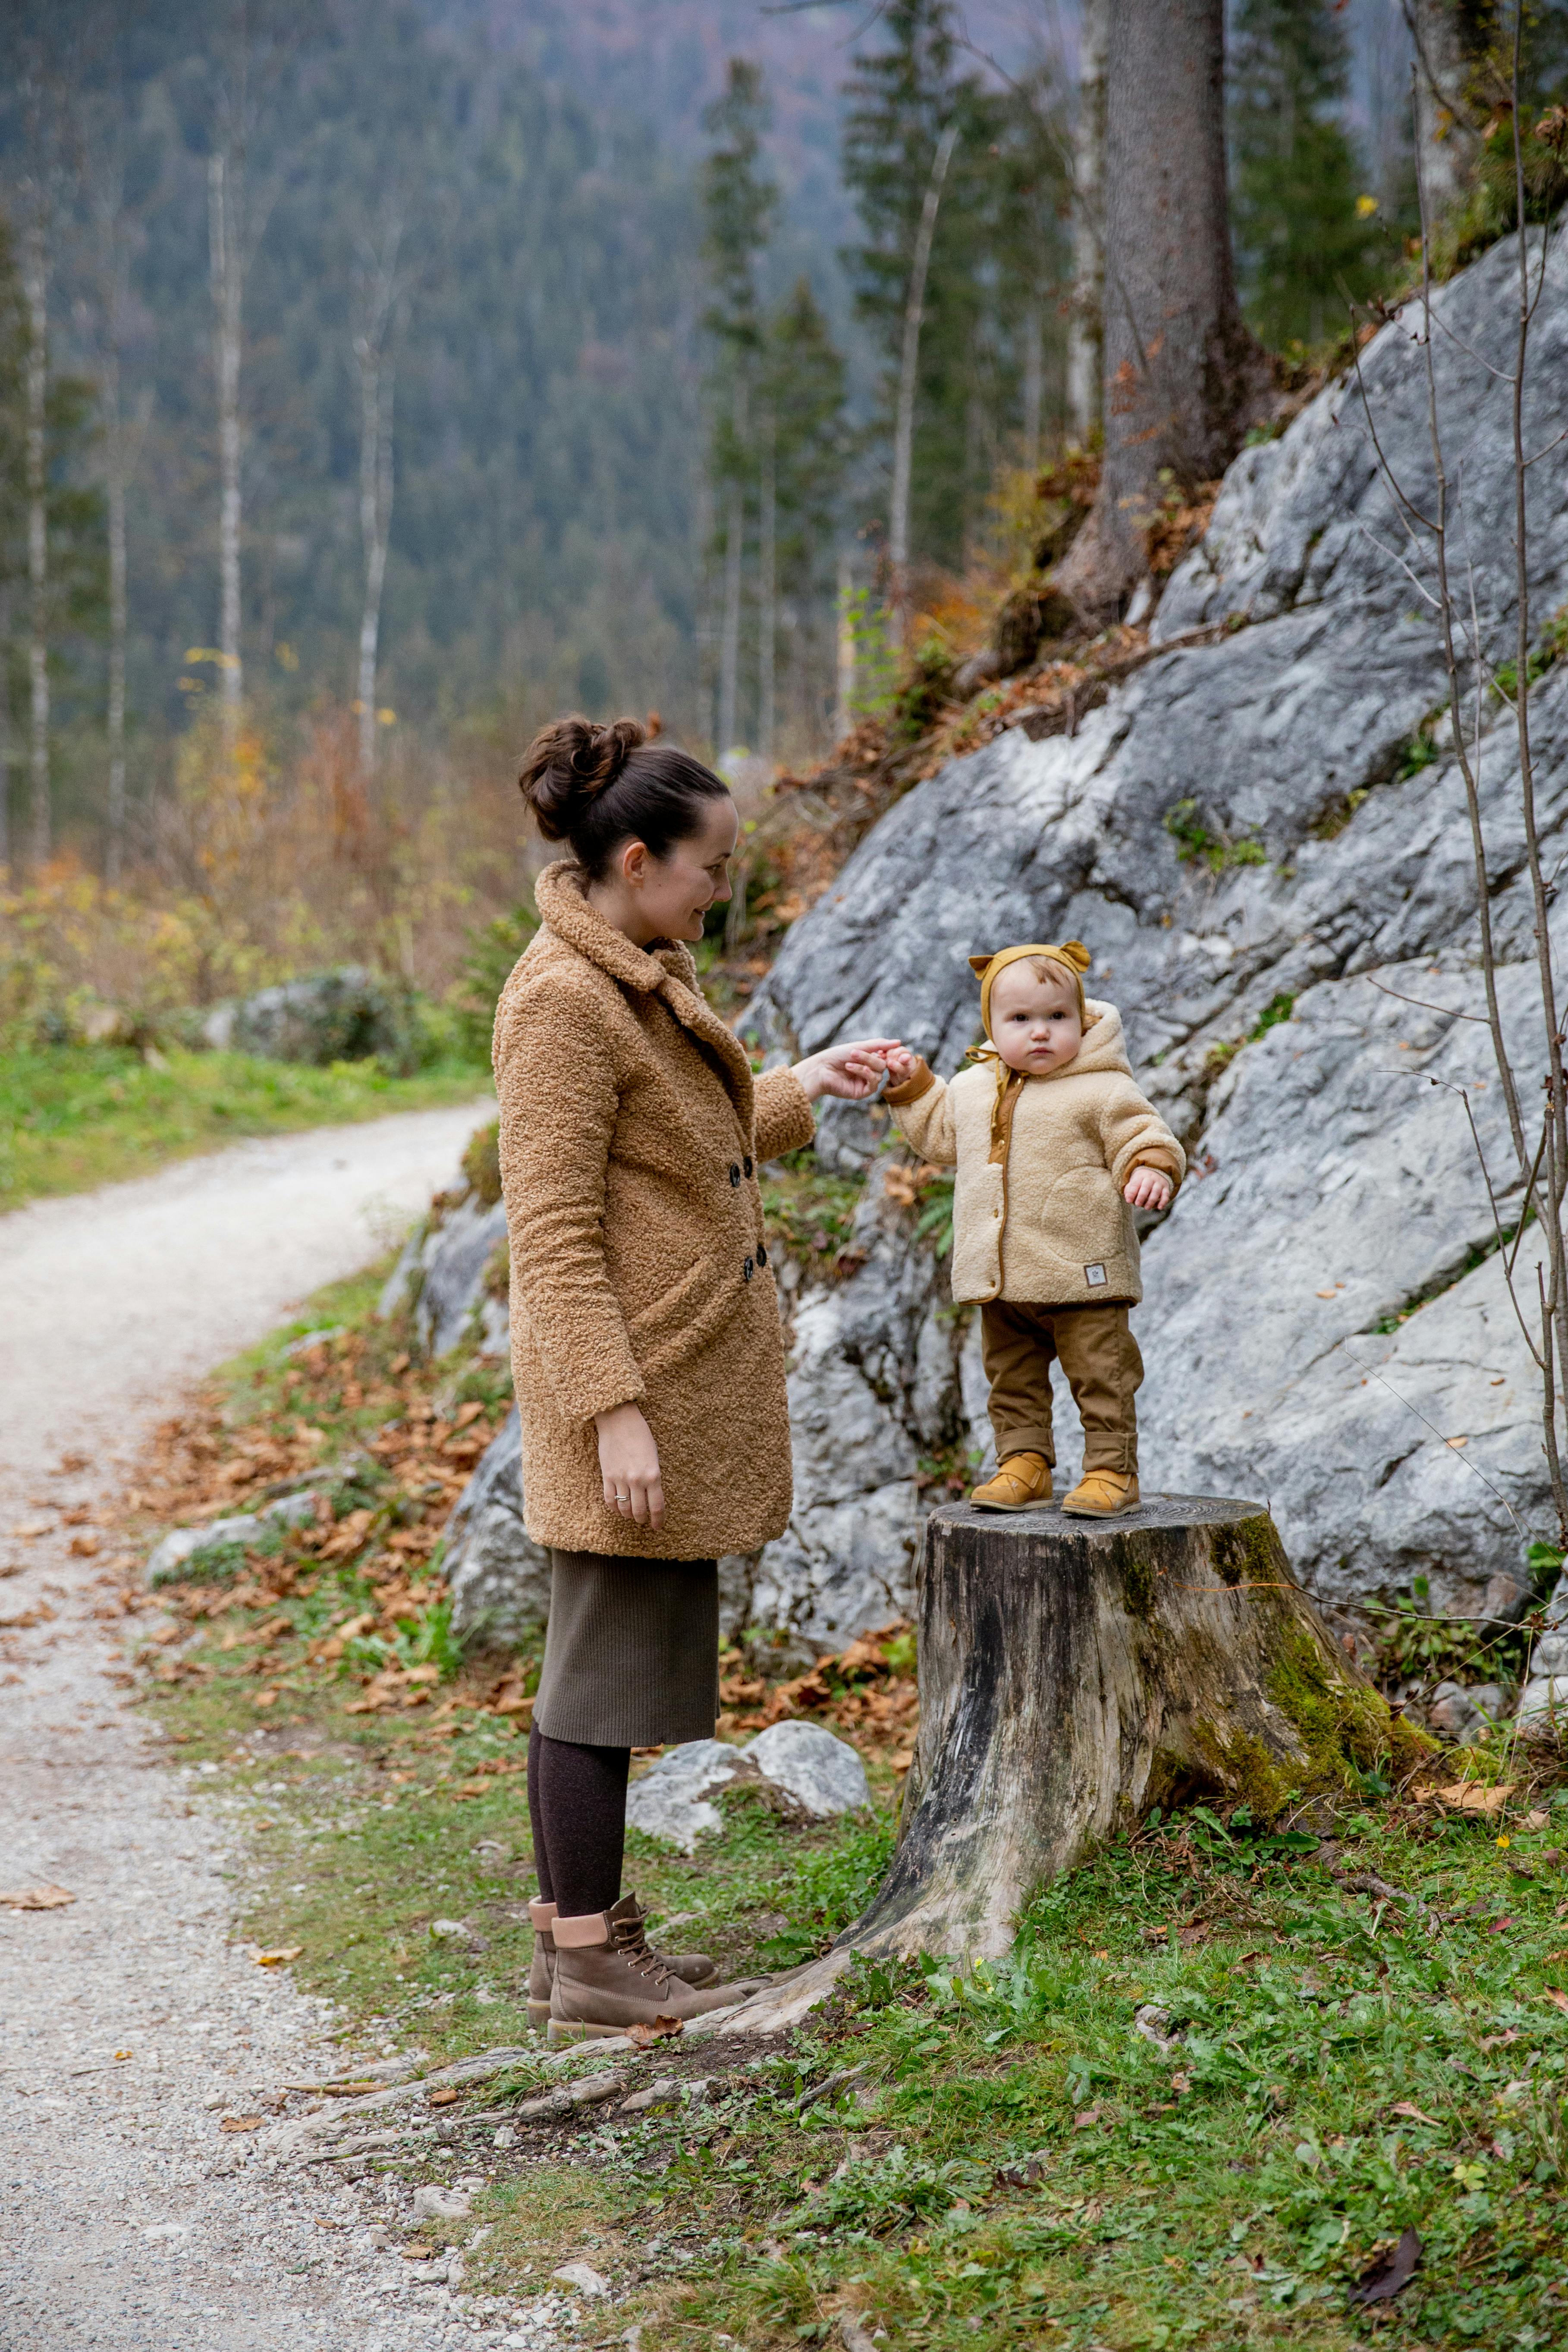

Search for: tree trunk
xmin=888 ymin=121 xmax=958 ymax=645
xmin=757 ymin=410 xmax=776 ymax=763
xmin=209 ymin=150 xmax=245 ymax=739
xmin=1059 ymin=0 xmax=1264 ymax=617
xmin=717 ymin=468 xmax=744 ymax=758
xmin=835 ymin=546 xmax=855 ymax=744
xmin=723 ymin=1495 xmax=1411 ymax=2030
xmin=1408 ymin=0 xmax=1483 ymax=225
xmin=1065 ymin=0 xmax=1108 ymax=444
xmin=0 ymin=587 xmax=12 ymax=870
xmin=22 ymin=212 xmax=49 ymax=869
xmin=104 ymin=342 xmax=128 ymax=884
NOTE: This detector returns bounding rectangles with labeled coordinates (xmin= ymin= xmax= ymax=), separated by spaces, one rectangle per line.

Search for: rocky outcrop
xmin=381 ymin=1192 xmax=509 ymax=1360
xmin=440 ymin=1407 xmax=551 ymax=1641
xmin=624 ymin=1723 xmax=869 ymax=1852
xmin=744 ymin=232 xmax=1568 ymax=1631
xmin=203 ymin=967 xmax=414 ymax=1070
xmin=146 ymin=1491 xmax=319 ymax=1584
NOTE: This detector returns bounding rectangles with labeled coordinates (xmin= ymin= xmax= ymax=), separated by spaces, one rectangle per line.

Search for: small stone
xmin=551 ymin=2261 xmax=610 ymax=2298
xmin=413 ymin=2185 xmax=472 ymax=2223
xmin=745 ymin=1721 xmax=870 ymax=1817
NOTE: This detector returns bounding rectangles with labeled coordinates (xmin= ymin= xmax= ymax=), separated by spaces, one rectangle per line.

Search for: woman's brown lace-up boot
xmin=548 ymin=1894 xmax=754 ymax=2044
xmin=528 ymin=1898 xmax=720 ymax=2029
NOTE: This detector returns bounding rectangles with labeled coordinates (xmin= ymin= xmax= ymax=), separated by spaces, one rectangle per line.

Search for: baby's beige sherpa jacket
xmin=885 ymin=999 xmax=1185 ymax=1306
xmin=492 ymin=859 xmax=816 ymax=1560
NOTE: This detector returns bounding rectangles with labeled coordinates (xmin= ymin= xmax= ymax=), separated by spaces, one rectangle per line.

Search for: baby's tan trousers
xmin=980 ymin=1300 xmax=1143 ymax=1476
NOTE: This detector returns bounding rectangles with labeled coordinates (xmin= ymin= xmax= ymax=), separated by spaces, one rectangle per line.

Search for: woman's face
xmin=612 ymin=796 xmax=738 ymax=944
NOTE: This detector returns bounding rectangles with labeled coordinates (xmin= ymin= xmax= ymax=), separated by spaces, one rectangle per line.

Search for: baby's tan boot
xmin=548 ymin=1894 xmax=756 ymax=2044
xmin=530 ymin=1896 xmax=718 ymax=2026
xmin=1062 ymin=1468 xmax=1139 ymax=1517
xmin=971 ymin=1452 xmax=1053 ymax=1511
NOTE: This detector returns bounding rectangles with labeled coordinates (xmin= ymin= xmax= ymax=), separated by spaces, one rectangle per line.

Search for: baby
xmin=880 ymin=942 xmax=1184 ymax=1517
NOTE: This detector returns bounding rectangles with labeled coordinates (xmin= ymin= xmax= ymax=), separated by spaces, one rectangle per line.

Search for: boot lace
xmin=610 ymin=1910 xmax=677 ymax=1993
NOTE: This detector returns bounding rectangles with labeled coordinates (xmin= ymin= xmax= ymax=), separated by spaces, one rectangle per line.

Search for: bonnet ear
xmin=968 ymin=953 xmax=993 ymax=977
xmin=1056 ymin=940 xmax=1091 ymax=975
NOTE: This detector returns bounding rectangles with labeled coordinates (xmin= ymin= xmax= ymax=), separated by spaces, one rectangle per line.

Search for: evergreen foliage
xmin=1230 ymin=0 xmax=1384 ymax=350
xmin=841 ymin=0 xmax=1068 ymax=574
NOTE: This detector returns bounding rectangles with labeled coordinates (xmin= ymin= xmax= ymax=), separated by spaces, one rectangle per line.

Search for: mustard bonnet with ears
xmin=968 ymin=940 xmax=1091 ymax=1045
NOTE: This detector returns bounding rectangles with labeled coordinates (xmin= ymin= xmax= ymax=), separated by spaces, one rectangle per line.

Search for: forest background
xmin=0 ymin=0 xmax=1551 ymax=1059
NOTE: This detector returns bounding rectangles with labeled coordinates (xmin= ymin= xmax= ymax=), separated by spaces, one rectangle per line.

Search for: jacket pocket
xmin=625 ymin=1252 xmax=739 ymax=1385
xmin=1039 ymin=1165 xmax=1129 ymax=1269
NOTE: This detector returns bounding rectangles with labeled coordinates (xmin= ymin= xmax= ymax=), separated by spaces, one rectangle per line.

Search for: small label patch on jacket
xmin=1084 ymin=1262 xmax=1108 ymax=1287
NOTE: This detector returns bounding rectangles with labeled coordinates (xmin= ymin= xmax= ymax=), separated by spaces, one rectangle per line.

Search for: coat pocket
xmin=1039 ymin=1165 xmax=1129 ymax=1269
xmin=625 ymin=1252 xmax=740 ymax=1386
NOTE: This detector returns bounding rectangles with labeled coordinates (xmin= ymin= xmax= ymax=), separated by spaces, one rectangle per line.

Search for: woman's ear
xmin=620 ymin=838 xmax=650 ymax=886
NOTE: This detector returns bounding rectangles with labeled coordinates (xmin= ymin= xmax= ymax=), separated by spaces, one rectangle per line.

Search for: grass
xmin=115 ymin=1260 xmax=1568 ymax=2349
xmin=0 ymin=1040 xmax=493 ymax=1210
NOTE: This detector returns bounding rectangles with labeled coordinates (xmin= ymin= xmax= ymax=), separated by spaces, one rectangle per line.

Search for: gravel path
xmin=0 ymin=1107 xmax=575 ymax=2348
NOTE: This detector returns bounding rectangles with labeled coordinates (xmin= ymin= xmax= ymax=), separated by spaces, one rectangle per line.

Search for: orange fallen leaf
xmin=69 ymin=1532 xmax=101 ymax=1556
xmin=1436 ymin=1781 xmax=1515 ymax=1814
xmin=1544 ymin=1989 xmax=1568 ymax=2015
xmin=113 ymin=2048 xmax=133 ymax=2061
xmin=253 ymin=1689 xmax=281 ymax=1710
xmin=890 ymin=1751 xmax=914 ymax=1773
xmin=1315 ymin=1289 xmax=1338 ymax=1300
xmin=1446 ymin=1435 xmax=1469 ymax=1450
xmin=1 ymin=1883 xmax=76 ymax=1910
xmin=255 ymin=1946 xmax=303 ymax=1966
xmin=219 ymin=2115 xmax=265 ymax=2133
xmin=427 ymin=2087 xmax=462 ymax=2107
xmin=626 ymin=2015 xmax=685 ymax=2048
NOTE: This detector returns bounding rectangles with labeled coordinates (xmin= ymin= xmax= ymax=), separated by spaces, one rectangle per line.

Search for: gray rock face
xmin=624 ymin=1725 xmax=869 ymax=1852
xmin=145 ymin=1492 xmax=317 ymax=1585
xmin=443 ymin=1408 xmax=551 ymax=1642
xmin=1426 ymin=1680 xmax=1506 ymax=1744
xmin=740 ymin=232 xmax=1568 ymax=1629
xmin=202 ymin=967 xmax=413 ymax=1069
xmin=1515 ymin=1570 xmax=1568 ymax=1736
xmin=381 ymin=1191 xmax=509 ymax=1359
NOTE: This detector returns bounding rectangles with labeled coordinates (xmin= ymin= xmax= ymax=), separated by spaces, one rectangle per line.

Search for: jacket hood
xmin=1044 ymin=997 xmax=1133 ymax=1083
xmin=533 ymin=858 xmax=700 ymax=996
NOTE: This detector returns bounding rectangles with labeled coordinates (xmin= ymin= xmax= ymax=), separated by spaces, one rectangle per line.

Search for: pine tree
xmin=760 ymin=277 xmax=848 ymax=747
xmin=1231 ymin=0 xmax=1382 ymax=351
xmin=701 ymin=57 xmax=776 ymax=756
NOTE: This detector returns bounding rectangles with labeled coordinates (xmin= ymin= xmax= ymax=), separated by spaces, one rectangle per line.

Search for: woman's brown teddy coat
xmin=492 ymin=859 xmax=816 ymax=1560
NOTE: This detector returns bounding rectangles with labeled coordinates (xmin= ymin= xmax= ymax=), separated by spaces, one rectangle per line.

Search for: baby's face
xmin=989 ymin=964 xmax=1084 ymax=1075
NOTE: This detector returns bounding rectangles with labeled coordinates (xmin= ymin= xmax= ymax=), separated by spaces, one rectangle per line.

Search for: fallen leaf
xmin=219 ymin=2115 xmax=265 ymax=2134
xmin=1315 ymin=1288 xmax=1338 ymax=1300
xmin=253 ymin=1689 xmax=281 ymax=1710
xmin=427 ymin=2087 xmax=461 ymax=2107
xmin=1446 ymin=1435 xmax=1469 ymax=1449
xmin=113 ymin=2048 xmax=132 ymax=2061
xmin=1073 ymin=2104 xmax=1103 ymax=2129
xmin=1489 ymin=1917 xmax=1518 ymax=1934
xmin=1350 ymin=2225 xmax=1420 ymax=2305
xmin=1544 ymin=1989 xmax=1568 ymax=2015
xmin=11 ymin=1521 xmax=52 ymax=1540
xmin=994 ymin=2155 xmax=1048 ymax=2188
xmin=890 ymin=1751 xmax=914 ymax=1773
xmin=1524 ymin=1809 xmax=1550 ymax=1831
xmin=255 ymin=1946 xmax=303 ymax=1966
xmin=69 ymin=1532 xmax=101 ymax=1556
xmin=1389 ymin=2101 xmax=1439 ymax=2126
xmin=0 ymin=1883 xmax=76 ymax=1911
xmin=399 ymin=2242 xmax=436 ymax=2261
xmin=1436 ymin=1781 xmax=1515 ymax=1814
xmin=626 ymin=2015 xmax=685 ymax=2049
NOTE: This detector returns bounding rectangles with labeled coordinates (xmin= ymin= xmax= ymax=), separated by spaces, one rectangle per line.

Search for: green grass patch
xmin=0 ymin=1041 xmax=492 ymax=1210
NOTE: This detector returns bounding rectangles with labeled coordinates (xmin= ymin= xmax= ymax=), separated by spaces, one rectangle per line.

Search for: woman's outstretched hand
xmin=792 ymin=1038 xmax=905 ymax=1103
xmin=594 ymin=1401 xmax=665 ymax=1529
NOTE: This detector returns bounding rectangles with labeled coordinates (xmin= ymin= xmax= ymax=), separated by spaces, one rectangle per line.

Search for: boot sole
xmin=1061 ymin=1499 xmax=1135 ymax=1517
xmin=527 ymin=1997 xmax=551 ymax=2029
xmin=970 ymin=1495 xmax=1051 ymax=1512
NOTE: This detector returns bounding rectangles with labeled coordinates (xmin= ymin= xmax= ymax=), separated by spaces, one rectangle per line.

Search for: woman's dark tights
xmin=527 ymin=1724 xmax=630 ymax=1918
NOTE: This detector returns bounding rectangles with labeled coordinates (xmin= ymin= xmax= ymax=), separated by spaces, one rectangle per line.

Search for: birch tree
xmin=351 ymin=202 xmax=405 ymax=778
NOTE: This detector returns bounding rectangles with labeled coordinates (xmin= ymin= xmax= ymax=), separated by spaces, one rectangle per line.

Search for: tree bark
xmin=1065 ymin=0 xmax=1107 ymax=444
xmin=22 ymin=212 xmax=50 ymax=869
xmin=1406 ymin=0 xmax=1483 ymax=225
xmin=888 ymin=121 xmax=958 ymax=644
xmin=723 ymin=1495 xmax=1410 ymax=2029
xmin=209 ymin=150 xmax=245 ymax=739
xmin=835 ymin=546 xmax=855 ymax=744
xmin=104 ymin=341 xmax=129 ymax=883
xmin=354 ymin=214 xmax=402 ymax=778
xmin=757 ymin=408 xmax=776 ymax=763
xmin=717 ymin=456 xmax=744 ymax=758
xmin=1059 ymin=0 xmax=1264 ymax=617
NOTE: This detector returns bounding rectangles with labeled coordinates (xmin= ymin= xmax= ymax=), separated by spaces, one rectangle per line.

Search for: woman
xmin=496 ymin=715 xmax=899 ymax=2042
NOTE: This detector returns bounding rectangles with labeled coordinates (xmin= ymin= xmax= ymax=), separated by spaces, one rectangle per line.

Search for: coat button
xmin=756 ymin=1242 xmax=768 ymax=1268
xmin=729 ymin=1162 xmax=742 ymax=1187
xmin=742 ymin=1256 xmax=754 ymax=1281
xmin=743 ymin=1156 xmax=753 ymax=1178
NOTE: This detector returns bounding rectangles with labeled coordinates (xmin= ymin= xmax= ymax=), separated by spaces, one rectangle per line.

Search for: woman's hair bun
xmin=518 ymin=714 xmax=647 ymax=840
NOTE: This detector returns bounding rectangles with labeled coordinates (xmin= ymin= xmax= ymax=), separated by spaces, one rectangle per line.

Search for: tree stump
xmin=720 ymin=1494 xmax=1412 ymax=2033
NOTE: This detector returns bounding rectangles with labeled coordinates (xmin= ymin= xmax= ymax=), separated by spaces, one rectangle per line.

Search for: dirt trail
xmin=0 ymin=1104 xmax=564 ymax=2348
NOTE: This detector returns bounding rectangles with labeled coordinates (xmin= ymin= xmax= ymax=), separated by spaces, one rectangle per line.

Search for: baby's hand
xmin=882 ymin=1045 xmax=919 ymax=1083
xmin=1124 ymin=1167 xmax=1173 ymax=1212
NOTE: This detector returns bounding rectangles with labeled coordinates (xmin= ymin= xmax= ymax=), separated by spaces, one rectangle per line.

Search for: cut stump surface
xmin=727 ymin=1492 xmax=1413 ymax=2025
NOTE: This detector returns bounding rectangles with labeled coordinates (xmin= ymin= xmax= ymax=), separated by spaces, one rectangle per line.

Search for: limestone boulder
xmin=443 ymin=1408 xmax=551 ymax=1642
xmin=203 ymin=966 xmax=413 ymax=1070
